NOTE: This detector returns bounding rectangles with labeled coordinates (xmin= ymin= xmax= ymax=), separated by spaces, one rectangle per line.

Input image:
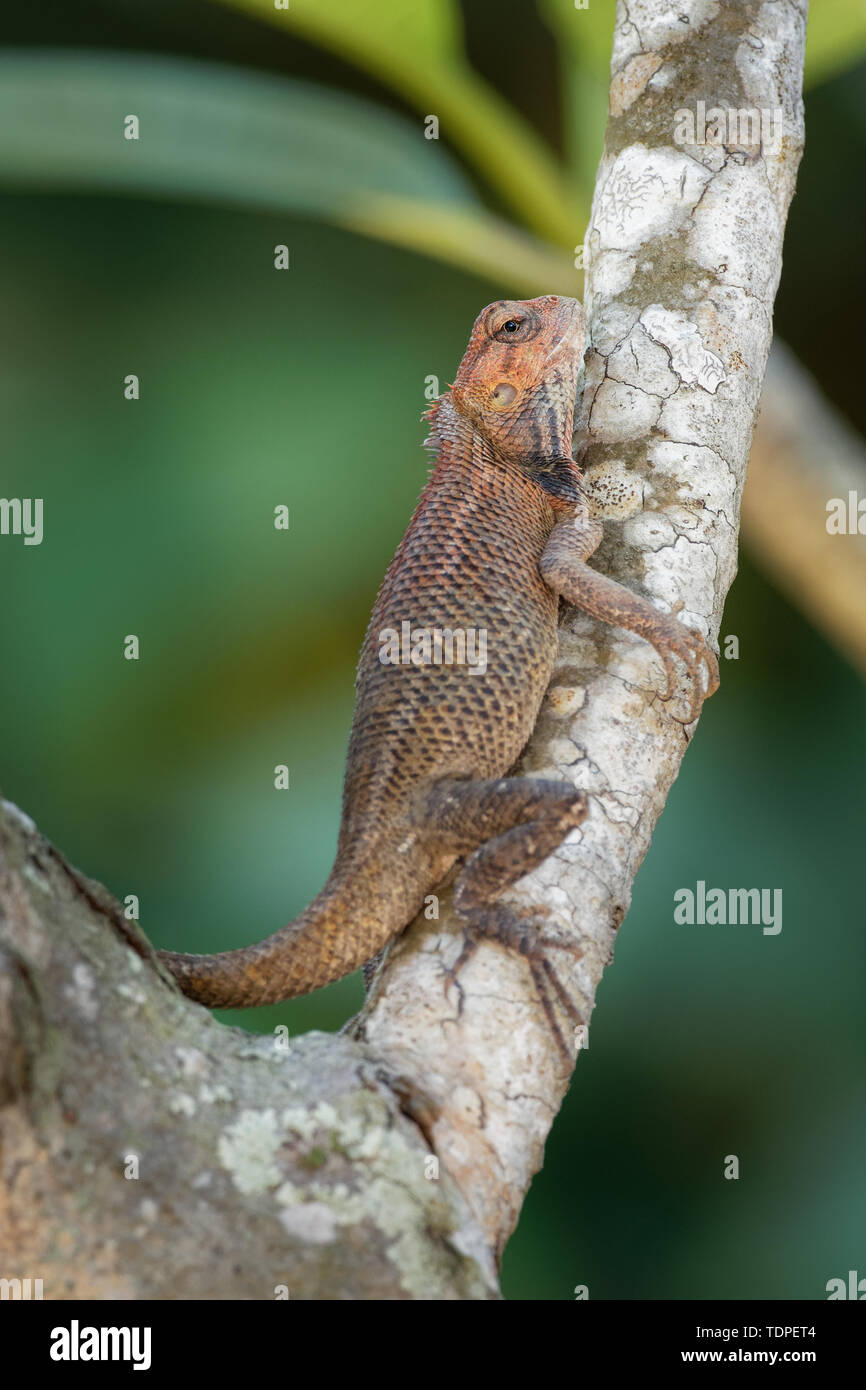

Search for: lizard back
xmin=339 ymin=395 xmax=560 ymax=855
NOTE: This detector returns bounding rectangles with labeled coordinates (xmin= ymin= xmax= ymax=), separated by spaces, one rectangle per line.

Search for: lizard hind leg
xmin=415 ymin=776 xmax=588 ymax=1063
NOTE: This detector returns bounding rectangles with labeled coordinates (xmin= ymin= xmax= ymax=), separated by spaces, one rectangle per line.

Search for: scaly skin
xmin=159 ymin=296 xmax=718 ymax=1051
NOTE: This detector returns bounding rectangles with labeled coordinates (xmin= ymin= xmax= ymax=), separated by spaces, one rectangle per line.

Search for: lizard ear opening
xmin=489 ymin=381 xmax=518 ymax=410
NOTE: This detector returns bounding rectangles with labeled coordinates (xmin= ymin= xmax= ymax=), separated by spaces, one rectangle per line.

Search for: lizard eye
xmin=490 ymin=306 xmax=539 ymax=343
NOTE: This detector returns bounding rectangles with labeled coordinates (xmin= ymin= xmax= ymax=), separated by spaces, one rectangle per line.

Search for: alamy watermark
xmin=674 ymin=880 xmax=782 ymax=935
xmin=0 ymin=1276 xmax=43 ymax=1298
xmin=826 ymin=491 xmax=865 ymax=534
xmin=49 ymin=1321 xmax=151 ymax=1370
xmin=673 ymin=101 xmax=784 ymax=152
xmin=0 ymin=497 xmax=42 ymax=545
xmin=826 ymin=1269 xmax=866 ymax=1299
xmin=379 ymin=621 xmax=487 ymax=675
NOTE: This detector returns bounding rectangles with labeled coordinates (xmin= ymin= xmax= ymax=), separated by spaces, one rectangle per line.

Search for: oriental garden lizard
xmin=159 ymin=295 xmax=718 ymax=1055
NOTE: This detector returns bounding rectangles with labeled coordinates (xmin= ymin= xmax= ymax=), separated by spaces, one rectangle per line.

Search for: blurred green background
xmin=1 ymin=1 xmax=864 ymax=1300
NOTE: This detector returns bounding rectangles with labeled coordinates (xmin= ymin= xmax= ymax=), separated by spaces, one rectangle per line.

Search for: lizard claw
xmin=649 ymin=617 xmax=720 ymax=724
xmin=448 ymin=905 xmax=584 ymax=1066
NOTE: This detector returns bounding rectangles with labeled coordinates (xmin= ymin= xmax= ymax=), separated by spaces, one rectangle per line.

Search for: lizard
xmin=158 ymin=295 xmax=718 ymax=1056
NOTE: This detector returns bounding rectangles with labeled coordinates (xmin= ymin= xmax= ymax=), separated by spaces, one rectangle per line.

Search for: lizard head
xmin=450 ymin=294 xmax=585 ymax=505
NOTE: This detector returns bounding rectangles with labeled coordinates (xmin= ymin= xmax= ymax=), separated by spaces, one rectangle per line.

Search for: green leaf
xmin=804 ymin=0 xmax=866 ymax=87
xmin=0 ymin=50 xmax=574 ymax=295
xmin=344 ymin=196 xmax=578 ymax=294
xmin=246 ymin=0 xmax=465 ymax=67
xmin=540 ymin=0 xmax=616 ymax=72
xmin=539 ymin=0 xmax=613 ymax=205
xmin=211 ymin=0 xmax=582 ymax=246
xmin=0 ymin=49 xmax=474 ymax=208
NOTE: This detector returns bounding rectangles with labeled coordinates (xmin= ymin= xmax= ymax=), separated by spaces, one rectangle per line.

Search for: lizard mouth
xmin=540 ymin=295 xmax=585 ymax=358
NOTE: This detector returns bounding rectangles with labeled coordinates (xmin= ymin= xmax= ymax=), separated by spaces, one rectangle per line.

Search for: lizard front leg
xmin=540 ymin=510 xmax=719 ymax=723
xmin=412 ymin=776 xmax=589 ymax=1061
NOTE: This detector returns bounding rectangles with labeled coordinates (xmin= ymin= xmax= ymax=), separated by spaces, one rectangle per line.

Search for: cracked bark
xmin=0 ymin=0 xmax=806 ymax=1299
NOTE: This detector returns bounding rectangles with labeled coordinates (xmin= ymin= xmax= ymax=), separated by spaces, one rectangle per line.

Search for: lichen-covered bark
xmin=0 ymin=0 xmax=806 ymax=1296
xmin=0 ymin=799 xmax=495 ymax=1299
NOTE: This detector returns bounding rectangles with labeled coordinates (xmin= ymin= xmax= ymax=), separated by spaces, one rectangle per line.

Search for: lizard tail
xmin=157 ymin=871 xmax=402 ymax=1009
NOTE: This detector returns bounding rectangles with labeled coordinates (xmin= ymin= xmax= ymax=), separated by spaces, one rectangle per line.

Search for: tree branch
xmin=0 ymin=798 xmax=497 ymax=1298
xmin=745 ymin=342 xmax=866 ymax=676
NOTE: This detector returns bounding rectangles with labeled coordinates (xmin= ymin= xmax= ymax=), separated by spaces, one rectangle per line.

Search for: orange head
xmin=450 ymin=295 xmax=585 ymax=504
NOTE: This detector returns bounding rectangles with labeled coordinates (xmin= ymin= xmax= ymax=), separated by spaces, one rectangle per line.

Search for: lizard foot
xmin=538 ymin=519 xmax=719 ymax=724
xmin=649 ymin=616 xmax=720 ymax=724
xmin=443 ymin=904 xmax=583 ymax=1064
xmin=421 ymin=775 xmax=588 ymax=1063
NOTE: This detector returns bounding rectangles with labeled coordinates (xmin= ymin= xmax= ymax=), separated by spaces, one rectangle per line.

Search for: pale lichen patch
xmin=199 ymin=1082 xmax=233 ymax=1105
xmin=278 ymin=1202 xmax=339 ymax=1244
xmin=218 ymin=1108 xmax=283 ymax=1195
xmin=594 ymin=148 xmax=710 ymax=250
xmin=64 ymin=962 xmax=98 ymax=1021
xmin=640 ymin=305 xmax=727 ymax=392
xmin=116 ymin=982 xmax=148 ymax=1009
xmin=167 ymin=1092 xmax=197 ymax=1117
xmin=174 ymin=1045 xmax=208 ymax=1078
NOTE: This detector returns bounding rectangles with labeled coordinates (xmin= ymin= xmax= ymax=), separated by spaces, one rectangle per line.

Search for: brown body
xmin=338 ymin=403 xmax=562 ymax=933
xmin=159 ymin=297 xmax=717 ymax=1038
